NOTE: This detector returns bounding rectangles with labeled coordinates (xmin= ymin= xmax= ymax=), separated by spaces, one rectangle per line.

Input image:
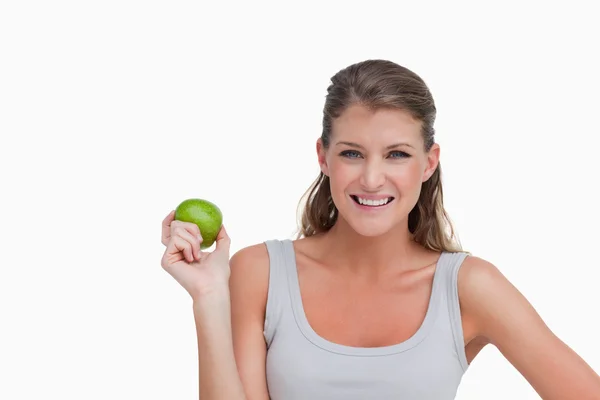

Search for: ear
xmin=422 ymin=143 xmax=440 ymax=182
xmin=316 ymin=138 xmax=330 ymax=176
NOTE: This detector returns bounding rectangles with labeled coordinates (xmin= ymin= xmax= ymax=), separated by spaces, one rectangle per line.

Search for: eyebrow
xmin=335 ymin=141 xmax=414 ymax=149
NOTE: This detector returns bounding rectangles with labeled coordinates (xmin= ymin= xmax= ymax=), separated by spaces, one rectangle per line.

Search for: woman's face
xmin=317 ymin=104 xmax=440 ymax=237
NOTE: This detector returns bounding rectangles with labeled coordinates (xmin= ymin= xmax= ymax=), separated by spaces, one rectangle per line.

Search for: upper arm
xmin=459 ymin=256 xmax=600 ymax=399
xmin=229 ymin=244 xmax=271 ymax=400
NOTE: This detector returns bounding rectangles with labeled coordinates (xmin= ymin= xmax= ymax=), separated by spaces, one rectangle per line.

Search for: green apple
xmin=174 ymin=198 xmax=223 ymax=249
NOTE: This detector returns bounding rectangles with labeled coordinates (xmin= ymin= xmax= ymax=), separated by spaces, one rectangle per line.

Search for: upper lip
xmin=350 ymin=194 xmax=395 ymax=200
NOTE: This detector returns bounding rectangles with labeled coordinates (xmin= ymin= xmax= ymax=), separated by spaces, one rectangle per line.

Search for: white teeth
xmin=357 ymin=197 xmax=391 ymax=206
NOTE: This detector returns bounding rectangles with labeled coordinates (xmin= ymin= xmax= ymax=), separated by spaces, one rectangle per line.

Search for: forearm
xmin=193 ymin=290 xmax=246 ymax=400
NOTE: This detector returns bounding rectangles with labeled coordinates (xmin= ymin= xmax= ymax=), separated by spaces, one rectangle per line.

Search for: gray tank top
xmin=262 ymin=239 xmax=470 ymax=400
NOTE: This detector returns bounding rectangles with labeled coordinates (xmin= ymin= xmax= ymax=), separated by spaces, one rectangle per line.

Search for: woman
xmin=160 ymin=60 xmax=600 ymax=399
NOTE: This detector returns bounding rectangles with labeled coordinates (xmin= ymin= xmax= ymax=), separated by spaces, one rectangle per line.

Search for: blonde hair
xmin=296 ymin=60 xmax=463 ymax=253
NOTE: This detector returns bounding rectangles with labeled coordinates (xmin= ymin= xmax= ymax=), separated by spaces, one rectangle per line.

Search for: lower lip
xmin=350 ymin=196 xmax=394 ymax=212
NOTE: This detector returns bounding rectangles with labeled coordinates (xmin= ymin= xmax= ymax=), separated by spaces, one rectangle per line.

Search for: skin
xmin=163 ymin=104 xmax=600 ymax=399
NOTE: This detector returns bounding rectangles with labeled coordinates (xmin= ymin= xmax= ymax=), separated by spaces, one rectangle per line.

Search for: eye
xmin=339 ymin=150 xmax=362 ymax=159
xmin=388 ymin=151 xmax=411 ymax=159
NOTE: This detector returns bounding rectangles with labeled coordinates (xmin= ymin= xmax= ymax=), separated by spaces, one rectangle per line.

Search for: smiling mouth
xmin=350 ymin=195 xmax=395 ymax=207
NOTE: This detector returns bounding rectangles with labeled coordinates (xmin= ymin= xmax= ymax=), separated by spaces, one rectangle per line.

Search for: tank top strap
xmin=436 ymin=251 xmax=471 ymax=372
xmin=263 ymin=239 xmax=293 ymax=346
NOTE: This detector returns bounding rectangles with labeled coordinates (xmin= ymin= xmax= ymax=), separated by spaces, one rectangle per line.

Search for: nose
xmin=359 ymin=159 xmax=386 ymax=190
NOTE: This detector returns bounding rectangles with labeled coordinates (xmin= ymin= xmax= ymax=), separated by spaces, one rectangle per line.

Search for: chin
xmin=340 ymin=215 xmax=397 ymax=238
xmin=353 ymin=225 xmax=392 ymax=238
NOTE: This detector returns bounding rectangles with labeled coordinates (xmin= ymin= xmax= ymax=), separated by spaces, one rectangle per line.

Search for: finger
xmin=162 ymin=210 xmax=175 ymax=228
xmin=162 ymin=241 xmax=196 ymax=286
xmin=162 ymin=238 xmax=183 ymax=266
xmin=169 ymin=235 xmax=195 ymax=264
xmin=161 ymin=210 xmax=176 ymax=245
xmin=171 ymin=222 xmax=203 ymax=255
xmin=214 ymin=225 xmax=231 ymax=257
xmin=172 ymin=226 xmax=202 ymax=261
xmin=170 ymin=220 xmax=201 ymax=242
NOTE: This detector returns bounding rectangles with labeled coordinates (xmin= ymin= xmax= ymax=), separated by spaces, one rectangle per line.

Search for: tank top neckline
xmin=281 ymin=239 xmax=446 ymax=357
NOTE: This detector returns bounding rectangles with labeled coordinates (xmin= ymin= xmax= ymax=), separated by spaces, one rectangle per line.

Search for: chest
xmin=298 ymin=266 xmax=435 ymax=348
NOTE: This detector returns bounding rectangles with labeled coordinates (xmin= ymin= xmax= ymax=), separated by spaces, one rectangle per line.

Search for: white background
xmin=1 ymin=1 xmax=599 ymax=399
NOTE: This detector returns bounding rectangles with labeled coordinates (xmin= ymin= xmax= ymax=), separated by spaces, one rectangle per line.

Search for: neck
xmin=318 ymin=217 xmax=424 ymax=277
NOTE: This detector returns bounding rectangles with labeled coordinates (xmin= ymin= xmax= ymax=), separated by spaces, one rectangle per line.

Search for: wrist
xmin=192 ymin=289 xmax=232 ymax=337
xmin=192 ymin=284 xmax=230 ymax=304
xmin=192 ymin=286 xmax=231 ymax=315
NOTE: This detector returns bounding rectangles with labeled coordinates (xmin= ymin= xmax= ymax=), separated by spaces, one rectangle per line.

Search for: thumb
xmin=214 ymin=224 xmax=231 ymax=258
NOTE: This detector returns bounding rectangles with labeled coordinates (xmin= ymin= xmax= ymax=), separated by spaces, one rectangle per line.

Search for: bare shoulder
xmin=228 ymin=243 xmax=273 ymax=399
xmin=229 ymin=242 xmax=271 ymax=304
xmin=230 ymin=242 xmax=271 ymax=271
xmin=457 ymin=255 xmax=507 ymax=310
xmin=457 ymin=254 xmax=600 ymax=398
xmin=456 ymin=254 xmax=567 ymax=344
xmin=456 ymin=254 xmax=520 ymax=341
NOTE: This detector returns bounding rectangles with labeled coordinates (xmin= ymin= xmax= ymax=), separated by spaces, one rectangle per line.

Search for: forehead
xmin=331 ymin=104 xmax=422 ymax=144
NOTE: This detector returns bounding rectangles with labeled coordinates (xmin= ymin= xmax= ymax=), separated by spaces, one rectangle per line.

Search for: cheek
xmin=392 ymin=162 xmax=424 ymax=188
xmin=327 ymin=161 xmax=355 ymax=202
xmin=328 ymin=169 xmax=351 ymax=195
xmin=327 ymin=159 xmax=353 ymax=181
